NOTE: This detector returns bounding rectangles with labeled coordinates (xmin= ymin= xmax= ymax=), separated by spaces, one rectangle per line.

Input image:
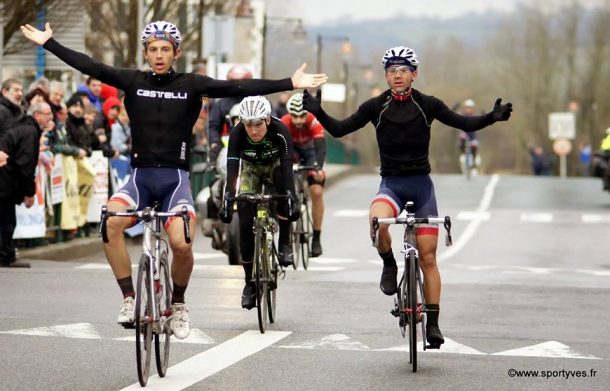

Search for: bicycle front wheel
xmin=268 ymin=243 xmax=278 ymax=323
xmin=155 ymin=251 xmax=172 ymax=377
xmin=408 ymin=251 xmax=418 ymax=373
xmin=300 ymin=200 xmax=313 ymax=270
xmin=254 ymin=229 xmax=269 ymax=333
xmin=135 ymin=255 xmax=153 ymax=386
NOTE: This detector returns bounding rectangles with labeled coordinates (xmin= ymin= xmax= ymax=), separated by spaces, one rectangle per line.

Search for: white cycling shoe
xmin=117 ymin=296 xmax=135 ymax=325
xmin=171 ymin=303 xmax=191 ymax=339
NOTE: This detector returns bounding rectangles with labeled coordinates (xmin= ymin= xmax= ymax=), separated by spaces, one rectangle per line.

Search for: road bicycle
xmin=372 ymin=201 xmax=452 ymax=373
xmin=228 ymin=192 xmax=291 ymax=333
xmin=291 ymin=164 xmax=317 ymax=270
xmin=459 ymin=138 xmax=478 ymax=179
xmin=100 ymin=203 xmax=191 ymax=386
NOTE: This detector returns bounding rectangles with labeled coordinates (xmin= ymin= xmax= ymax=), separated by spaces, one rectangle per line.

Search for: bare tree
xmin=1 ymin=0 xmax=71 ymax=55
xmin=82 ymin=0 xmax=240 ymax=68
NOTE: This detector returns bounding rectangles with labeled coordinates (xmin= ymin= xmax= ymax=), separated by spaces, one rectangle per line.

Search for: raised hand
xmin=20 ymin=22 xmax=53 ymax=46
xmin=302 ymin=89 xmax=322 ymax=114
xmin=492 ymin=98 xmax=513 ymax=122
xmin=0 ymin=151 xmax=8 ymax=167
xmin=291 ymin=63 xmax=328 ymax=89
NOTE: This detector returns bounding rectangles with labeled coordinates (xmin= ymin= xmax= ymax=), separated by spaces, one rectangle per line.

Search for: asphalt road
xmin=1 ymin=174 xmax=609 ymax=390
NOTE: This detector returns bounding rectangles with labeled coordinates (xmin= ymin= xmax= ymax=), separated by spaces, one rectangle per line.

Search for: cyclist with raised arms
xmin=20 ymin=21 xmax=326 ymax=339
xmin=219 ymin=96 xmax=298 ymax=310
xmin=281 ymin=92 xmax=327 ymax=257
xmin=303 ymin=46 xmax=512 ymax=347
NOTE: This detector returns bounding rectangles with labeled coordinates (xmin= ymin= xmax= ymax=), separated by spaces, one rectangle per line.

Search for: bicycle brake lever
xmin=372 ymin=217 xmax=379 ymax=247
xmin=100 ymin=205 xmax=109 ymax=243
xmin=181 ymin=205 xmax=191 ymax=244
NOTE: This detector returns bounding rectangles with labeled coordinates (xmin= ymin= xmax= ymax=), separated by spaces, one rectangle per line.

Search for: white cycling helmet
xmin=286 ymin=93 xmax=307 ymax=116
xmin=141 ymin=21 xmax=182 ymax=48
xmin=463 ymin=99 xmax=476 ymax=108
xmin=239 ymin=96 xmax=272 ymax=121
xmin=381 ymin=46 xmax=419 ymax=70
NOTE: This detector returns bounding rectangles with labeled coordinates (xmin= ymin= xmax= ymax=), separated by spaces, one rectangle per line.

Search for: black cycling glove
xmin=492 ymin=98 xmax=513 ymax=122
xmin=303 ymin=89 xmax=323 ymax=115
xmin=219 ymin=193 xmax=233 ymax=224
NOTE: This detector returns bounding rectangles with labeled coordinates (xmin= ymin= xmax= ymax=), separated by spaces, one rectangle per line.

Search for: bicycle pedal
xmin=390 ymin=308 xmax=400 ymax=318
xmin=121 ymin=322 xmax=136 ymax=330
xmin=426 ymin=343 xmax=442 ymax=350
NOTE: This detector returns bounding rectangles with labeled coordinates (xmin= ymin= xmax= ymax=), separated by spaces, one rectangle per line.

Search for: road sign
xmin=548 ymin=112 xmax=576 ymax=140
xmin=553 ymin=138 xmax=572 ymax=156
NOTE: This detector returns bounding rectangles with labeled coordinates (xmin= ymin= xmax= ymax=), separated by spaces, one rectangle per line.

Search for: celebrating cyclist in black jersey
xmin=21 ymin=21 xmax=327 ymax=339
xmin=303 ymin=45 xmax=512 ymax=348
xmin=219 ymin=96 xmax=298 ymax=310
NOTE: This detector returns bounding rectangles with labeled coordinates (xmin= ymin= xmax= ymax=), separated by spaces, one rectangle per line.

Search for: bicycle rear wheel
xmin=291 ymin=217 xmax=302 ymax=270
xmin=408 ymin=251 xmax=418 ymax=372
xmin=254 ymin=229 xmax=269 ymax=333
xmin=155 ymin=251 xmax=172 ymax=377
xmin=135 ymin=255 xmax=153 ymax=386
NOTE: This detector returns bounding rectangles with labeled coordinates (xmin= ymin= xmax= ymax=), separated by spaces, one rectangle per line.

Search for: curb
xmin=20 ymin=165 xmax=371 ymax=262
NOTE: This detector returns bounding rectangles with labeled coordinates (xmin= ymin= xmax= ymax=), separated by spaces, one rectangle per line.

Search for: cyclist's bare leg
xmin=309 ymin=183 xmax=324 ymax=231
xmin=103 ymin=200 xmax=134 ymax=279
xmin=369 ymin=201 xmax=394 ymax=252
xmin=166 ymin=216 xmax=196 ymax=288
xmin=417 ymin=235 xmax=440 ymax=304
xmin=370 ymin=201 xmax=399 ymax=295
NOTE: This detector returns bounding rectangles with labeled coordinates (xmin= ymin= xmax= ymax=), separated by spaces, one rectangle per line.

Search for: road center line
xmin=120 ymin=330 xmax=291 ymax=391
xmin=438 ymin=174 xmax=499 ymax=263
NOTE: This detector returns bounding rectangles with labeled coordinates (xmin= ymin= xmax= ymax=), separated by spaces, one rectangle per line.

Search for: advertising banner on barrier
xmin=60 ymin=156 xmax=80 ymax=230
xmin=50 ymin=154 xmax=64 ymax=205
xmin=77 ymin=157 xmax=95 ymax=227
xmin=86 ymin=151 xmax=109 ymax=223
xmin=13 ymin=165 xmax=46 ymax=239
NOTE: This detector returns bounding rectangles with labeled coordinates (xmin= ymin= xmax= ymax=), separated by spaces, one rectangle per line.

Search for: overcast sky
xmin=264 ymin=0 xmax=605 ymax=24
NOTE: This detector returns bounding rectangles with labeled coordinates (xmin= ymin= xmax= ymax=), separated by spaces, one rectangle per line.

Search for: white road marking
xmin=279 ymin=333 xmax=370 ymax=350
xmin=492 ymin=341 xmax=601 ymax=360
xmin=309 ymin=257 xmax=356 ymax=264
xmin=581 ymin=214 xmax=610 ymax=223
xmin=193 ymin=252 xmax=225 ymax=260
xmin=0 ymin=323 xmax=101 ymax=339
xmin=113 ymin=328 xmax=215 ymax=344
xmin=297 ymin=266 xmax=345 ymax=272
xmin=333 ymin=209 xmax=369 ymax=218
xmin=438 ymin=174 xmax=500 ymax=263
xmin=520 ymin=213 xmax=554 ymax=223
xmin=377 ymin=338 xmax=485 ymax=355
xmin=576 ymin=269 xmax=610 ymax=277
xmin=456 ymin=211 xmax=491 ymax=221
xmin=120 ymin=330 xmax=291 ymax=390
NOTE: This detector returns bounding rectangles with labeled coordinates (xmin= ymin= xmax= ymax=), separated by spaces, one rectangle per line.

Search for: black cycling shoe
xmin=380 ymin=265 xmax=398 ymax=296
xmin=426 ymin=324 xmax=445 ymax=348
xmin=241 ymin=282 xmax=257 ymax=310
xmin=278 ymin=244 xmax=294 ymax=267
xmin=311 ymin=240 xmax=323 ymax=257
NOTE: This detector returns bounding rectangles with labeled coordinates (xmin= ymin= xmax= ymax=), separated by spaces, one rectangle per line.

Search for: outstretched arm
xmin=196 ymin=63 xmax=328 ymax=98
xmin=20 ymin=23 xmax=134 ymax=90
xmin=303 ymin=89 xmax=370 ymax=138
xmin=435 ymin=98 xmax=513 ymax=131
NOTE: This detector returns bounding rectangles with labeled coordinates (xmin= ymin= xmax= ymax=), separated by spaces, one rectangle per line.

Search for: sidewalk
xmin=19 ymin=164 xmax=371 ymax=261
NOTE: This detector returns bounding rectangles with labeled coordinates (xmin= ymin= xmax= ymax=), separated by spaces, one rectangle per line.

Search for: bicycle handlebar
xmin=100 ymin=205 xmax=191 ymax=244
xmin=227 ymin=193 xmax=294 ymax=218
xmin=372 ymin=215 xmax=453 ymax=247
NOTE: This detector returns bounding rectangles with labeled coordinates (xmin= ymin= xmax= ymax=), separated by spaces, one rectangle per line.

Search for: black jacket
xmin=0 ymin=116 xmax=41 ymax=203
xmin=65 ymin=113 xmax=92 ymax=156
xmin=0 ymin=96 xmax=23 ymax=139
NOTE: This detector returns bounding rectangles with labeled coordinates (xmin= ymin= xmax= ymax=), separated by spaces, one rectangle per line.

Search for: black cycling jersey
xmin=225 ymin=117 xmax=294 ymax=198
xmin=312 ymin=88 xmax=495 ymax=176
xmin=43 ymin=38 xmax=294 ymax=171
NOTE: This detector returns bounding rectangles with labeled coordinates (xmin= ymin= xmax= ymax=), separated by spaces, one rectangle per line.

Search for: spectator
xmin=24 ymin=87 xmax=51 ymax=110
xmin=111 ymin=105 xmax=131 ymax=157
xmin=27 ymin=77 xmax=50 ymax=95
xmin=91 ymin=96 xmax=121 ymax=158
xmin=274 ymin=92 xmax=290 ymax=118
xmin=0 ymin=79 xmax=24 ymax=138
xmin=579 ymin=142 xmax=592 ymax=177
xmin=529 ymin=146 xmax=552 ymax=176
xmin=52 ymin=101 xmax=88 ymax=160
xmin=65 ymin=94 xmax=92 ymax=156
xmin=99 ymin=83 xmax=118 ymax=103
xmin=48 ymin=80 xmax=65 ymax=117
xmin=77 ymin=76 xmax=103 ymax=112
xmin=0 ymin=102 xmax=53 ymax=268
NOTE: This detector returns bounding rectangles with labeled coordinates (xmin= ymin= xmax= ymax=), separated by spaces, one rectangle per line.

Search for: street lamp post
xmin=261 ymin=16 xmax=306 ymax=78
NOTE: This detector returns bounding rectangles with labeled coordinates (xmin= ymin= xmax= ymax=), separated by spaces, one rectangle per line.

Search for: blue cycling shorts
xmin=372 ymin=174 xmax=439 ymax=236
xmin=110 ymin=167 xmax=195 ymax=228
